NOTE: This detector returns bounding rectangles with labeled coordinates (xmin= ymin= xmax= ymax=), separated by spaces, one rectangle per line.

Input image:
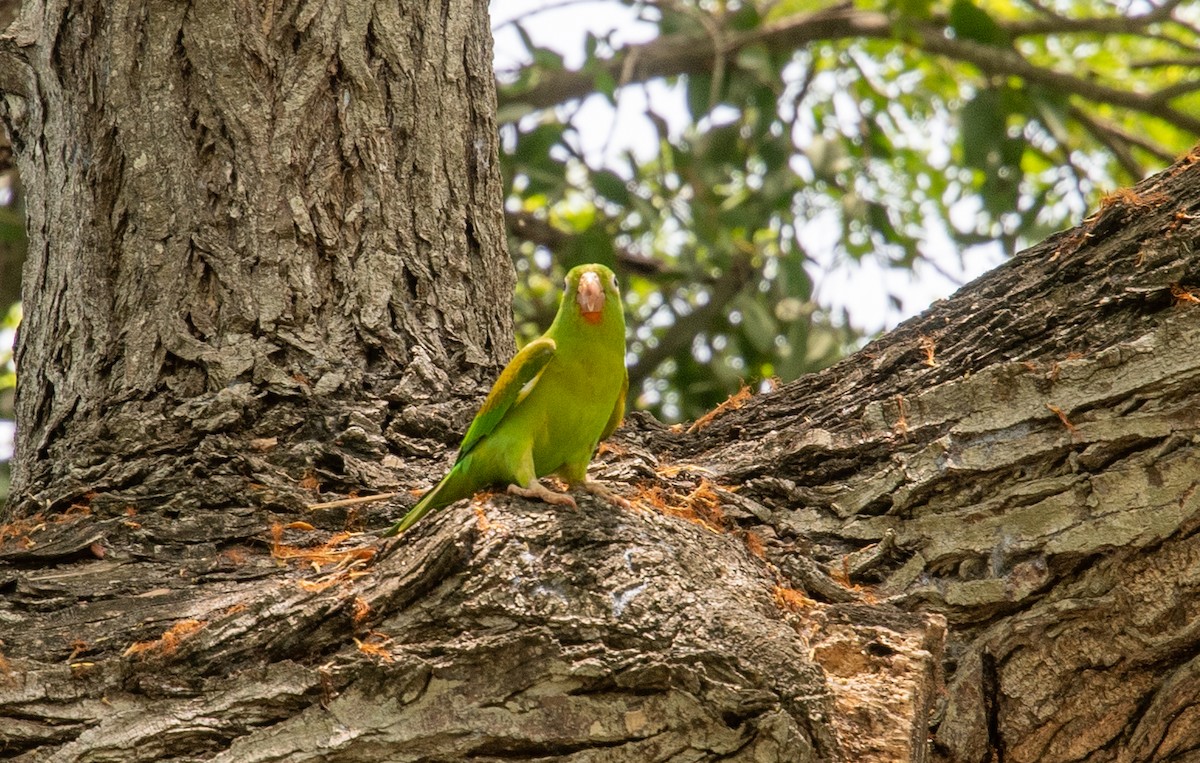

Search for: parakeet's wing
xmin=457 ymin=337 xmax=557 ymax=457
xmin=599 ymin=366 xmax=629 ymax=441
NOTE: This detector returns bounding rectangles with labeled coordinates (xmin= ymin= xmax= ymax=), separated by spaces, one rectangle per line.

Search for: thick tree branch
xmin=1004 ymin=0 xmax=1185 ymax=35
xmin=678 ymin=146 xmax=1200 ymax=760
xmin=499 ymin=6 xmax=1200 ymax=137
xmin=499 ymin=6 xmax=888 ymax=114
xmin=915 ymin=34 xmax=1200 ymax=133
xmin=1133 ymin=56 xmax=1200 ymax=67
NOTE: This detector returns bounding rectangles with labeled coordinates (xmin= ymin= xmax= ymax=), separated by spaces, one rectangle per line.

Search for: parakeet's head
xmin=564 ymin=263 xmax=622 ymax=326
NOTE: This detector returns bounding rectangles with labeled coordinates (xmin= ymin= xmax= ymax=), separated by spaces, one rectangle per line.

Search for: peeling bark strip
xmin=0 ymin=0 xmax=513 ymax=517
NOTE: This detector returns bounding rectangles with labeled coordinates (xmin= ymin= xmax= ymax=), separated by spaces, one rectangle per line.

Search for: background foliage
xmin=496 ymin=0 xmax=1200 ymax=421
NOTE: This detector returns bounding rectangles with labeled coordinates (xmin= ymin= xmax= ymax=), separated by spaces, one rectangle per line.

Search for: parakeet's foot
xmin=508 ymin=481 xmax=578 ymax=508
xmin=582 ymin=479 xmax=631 ymax=510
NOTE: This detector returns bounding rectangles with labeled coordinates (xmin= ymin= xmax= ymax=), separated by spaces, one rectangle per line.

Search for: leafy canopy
xmin=495 ymin=0 xmax=1200 ymax=421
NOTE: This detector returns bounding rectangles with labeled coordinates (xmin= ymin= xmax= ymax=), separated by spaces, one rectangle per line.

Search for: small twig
xmin=1152 ymin=79 xmax=1200 ymax=104
xmin=1132 ymin=56 xmax=1200 ymax=69
xmin=307 ymin=493 xmax=399 ymax=511
xmin=1069 ymin=105 xmax=1177 ymax=164
xmin=1070 ymin=107 xmax=1146 ymax=178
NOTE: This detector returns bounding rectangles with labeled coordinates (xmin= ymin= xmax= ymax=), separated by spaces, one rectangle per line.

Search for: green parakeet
xmin=384 ymin=263 xmax=629 ymax=536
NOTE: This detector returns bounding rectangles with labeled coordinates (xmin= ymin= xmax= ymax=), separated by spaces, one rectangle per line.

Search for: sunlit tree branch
xmin=499 ymin=5 xmax=1200 ymax=135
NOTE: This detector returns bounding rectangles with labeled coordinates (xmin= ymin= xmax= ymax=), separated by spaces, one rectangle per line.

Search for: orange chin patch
xmin=582 ymin=311 xmax=603 ymax=324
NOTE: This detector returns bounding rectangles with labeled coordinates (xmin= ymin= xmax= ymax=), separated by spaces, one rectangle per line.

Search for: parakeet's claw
xmin=508 ymin=481 xmax=578 ymax=508
xmin=582 ymin=479 xmax=631 ymax=510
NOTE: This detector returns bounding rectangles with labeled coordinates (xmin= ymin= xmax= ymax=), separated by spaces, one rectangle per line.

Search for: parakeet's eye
xmin=610 ymin=274 xmax=618 ymax=289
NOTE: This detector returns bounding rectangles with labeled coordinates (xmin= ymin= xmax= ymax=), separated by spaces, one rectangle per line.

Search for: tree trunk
xmin=0 ymin=0 xmax=513 ymax=518
xmin=4 ymin=1 xmax=1200 ymax=761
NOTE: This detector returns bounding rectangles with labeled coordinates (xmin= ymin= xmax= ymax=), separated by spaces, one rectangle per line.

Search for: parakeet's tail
xmin=382 ymin=457 xmax=477 ymax=536
xmin=382 ymin=491 xmax=436 ymax=537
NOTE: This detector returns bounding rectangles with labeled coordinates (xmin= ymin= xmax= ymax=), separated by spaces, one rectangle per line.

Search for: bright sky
xmin=490 ymin=0 xmax=1008 ymax=335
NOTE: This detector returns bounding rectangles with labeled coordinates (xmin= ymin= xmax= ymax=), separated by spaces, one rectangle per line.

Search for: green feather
xmin=383 ymin=264 xmax=627 ymax=536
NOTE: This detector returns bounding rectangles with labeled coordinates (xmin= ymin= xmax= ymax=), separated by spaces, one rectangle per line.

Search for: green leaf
xmin=867 ymin=201 xmax=899 ymax=243
xmin=886 ymin=0 xmax=935 ymax=22
xmin=514 ymin=123 xmax=565 ymax=160
xmin=0 ymin=218 xmax=25 ymax=245
xmin=686 ymin=73 xmax=713 ymax=119
xmin=704 ymin=124 xmax=740 ymax=163
xmin=960 ymin=89 xmax=1008 ymax=171
xmin=728 ymin=3 xmax=761 ymax=32
xmin=766 ymin=0 xmax=836 ymax=22
xmin=736 ymin=45 xmax=776 ymax=85
xmin=591 ymin=169 xmax=631 ymax=206
xmin=590 ymin=66 xmax=617 ymax=101
xmin=759 ymin=135 xmax=790 ymax=173
xmin=734 ymin=292 xmax=777 ymax=353
xmin=949 ymin=0 xmax=1010 ymax=46
xmin=531 ymin=47 xmax=564 ymax=70
xmin=867 ymin=121 xmax=895 ymax=159
xmin=562 ymin=224 xmax=616 ymax=272
xmin=1029 ymin=86 xmax=1071 ymax=146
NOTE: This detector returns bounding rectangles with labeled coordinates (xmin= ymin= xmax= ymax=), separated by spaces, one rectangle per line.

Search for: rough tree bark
xmin=3 ymin=1 xmax=1200 ymax=762
xmin=0 ymin=0 xmax=513 ymax=517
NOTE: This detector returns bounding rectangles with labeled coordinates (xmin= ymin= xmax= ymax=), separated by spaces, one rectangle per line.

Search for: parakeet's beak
xmin=576 ymin=271 xmax=605 ymax=323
